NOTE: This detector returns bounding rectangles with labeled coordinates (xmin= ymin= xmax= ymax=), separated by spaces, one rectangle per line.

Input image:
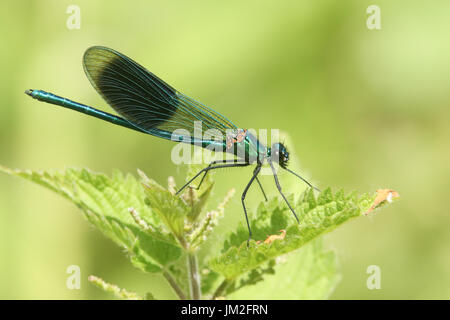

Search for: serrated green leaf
xmin=226 ymin=260 xmax=276 ymax=296
xmin=209 ymin=188 xmax=390 ymax=280
xmin=142 ymin=183 xmax=187 ymax=243
xmin=188 ymin=183 xmax=213 ymax=221
xmin=0 ymin=166 xmax=182 ymax=273
xmin=228 ymin=238 xmax=340 ymax=299
xmin=1 ymin=134 xmax=399 ymax=301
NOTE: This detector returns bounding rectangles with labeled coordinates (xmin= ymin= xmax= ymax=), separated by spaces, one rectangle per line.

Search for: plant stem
xmin=163 ymin=270 xmax=187 ymax=300
xmin=212 ymin=279 xmax=231 ymax=299
xmin=187 ymin=251 xmax=201 ymax=300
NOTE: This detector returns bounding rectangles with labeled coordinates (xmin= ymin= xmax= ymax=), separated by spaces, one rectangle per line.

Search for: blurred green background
xmin=1 ymin=0 xmax=449 ymax=299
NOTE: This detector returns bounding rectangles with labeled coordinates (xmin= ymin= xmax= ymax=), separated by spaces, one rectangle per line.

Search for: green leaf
xmin=228 ymin=238 xmax=340 ymax=299
xmin=0 ymin=166 xmax=182 ymax=273
xmin=225 ymin=260 xmax=276 ymax=296
xmin=209 ymin=188 xmax=391 ymax=280
xmin=1 ymin=141 xmax=399 ymax=300
xmin=188 ymin=183 xmax=213 ymax=221
xmin=142 ymin=181 xmax=188 ymax=243
xmin=200 ymin=269 xmax=221 ymax=296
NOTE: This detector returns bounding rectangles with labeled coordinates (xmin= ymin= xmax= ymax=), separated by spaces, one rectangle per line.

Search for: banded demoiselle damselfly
xmin=25 ymin=46 xmax=320 ymax=244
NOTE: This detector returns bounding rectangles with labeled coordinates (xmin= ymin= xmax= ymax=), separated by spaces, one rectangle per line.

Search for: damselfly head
xmin=271 ymin=142 xmax=289 ymax=168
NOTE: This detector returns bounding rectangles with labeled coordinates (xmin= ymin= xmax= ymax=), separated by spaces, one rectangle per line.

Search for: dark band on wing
xmin=83 ymin=46 xmax=237 ymax=141
xmin=83 ymin=46 xmax=177 ymax=130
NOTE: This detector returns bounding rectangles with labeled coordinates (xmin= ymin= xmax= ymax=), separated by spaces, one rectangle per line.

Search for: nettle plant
xmin=0 ymin=149 xmax=398 ymax=300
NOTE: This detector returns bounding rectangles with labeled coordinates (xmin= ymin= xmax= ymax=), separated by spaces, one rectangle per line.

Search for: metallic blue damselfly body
xmin=26 ymin=46 xmax=320 ymax=245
